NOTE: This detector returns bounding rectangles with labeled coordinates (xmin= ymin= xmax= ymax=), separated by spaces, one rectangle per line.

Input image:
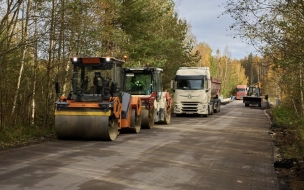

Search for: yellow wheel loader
xmin=243 ymin=83 xmax=263 ymax=107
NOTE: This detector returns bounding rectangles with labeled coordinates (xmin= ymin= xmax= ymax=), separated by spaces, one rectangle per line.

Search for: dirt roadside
xmin=266 ymin=108 xmax=304 ymax=190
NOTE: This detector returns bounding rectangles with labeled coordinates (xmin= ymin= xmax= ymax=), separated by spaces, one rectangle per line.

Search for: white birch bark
xmin=62 ymin=60 xmax=70 ymax=96
xmin=31 ymin=1 xmax=38 ymax=125
xmin=12 ymin=0 xmax=32 ymax=116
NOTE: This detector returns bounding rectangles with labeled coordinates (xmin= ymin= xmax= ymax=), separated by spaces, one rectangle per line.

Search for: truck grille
xmin=181 ymin=102 xmax=199 ymax=113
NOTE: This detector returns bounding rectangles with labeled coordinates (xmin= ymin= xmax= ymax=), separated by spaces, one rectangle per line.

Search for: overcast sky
xmin=173 ymin=0 xmax=257 ymax=60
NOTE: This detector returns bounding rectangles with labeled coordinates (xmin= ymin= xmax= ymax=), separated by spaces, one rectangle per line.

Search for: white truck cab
xmin=171 ymin=67 xmax=221 ymax=116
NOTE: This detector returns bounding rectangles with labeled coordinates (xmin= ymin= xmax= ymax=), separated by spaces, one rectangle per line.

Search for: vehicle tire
xmin=164 ymin=109 xmax=171 ymax=124
xmin=217 ymin=102 xmax=221 ymax=112
xmin=141 ymin=110 xmax=154 ymax=129
xmin=130 ymin=109 xmax=141 ymax=133
xmin=106 ymin=116 xmax=119 ymax=141
xmin=209 ymin=104 xmax=214 ymax=115
xmin=212 ymin=104 xmax=214 ymax=115
xmin=245 ymin=103 xmax=249 ymax=107
xmin=214 ymin=102 xmax=218 ymax=113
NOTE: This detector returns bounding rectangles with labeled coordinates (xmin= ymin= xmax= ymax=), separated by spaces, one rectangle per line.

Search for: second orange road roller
xmin=54 ymin=57 xmax=142 ymax=141
xmin=122 ymin=66 xmax=172 ymax=129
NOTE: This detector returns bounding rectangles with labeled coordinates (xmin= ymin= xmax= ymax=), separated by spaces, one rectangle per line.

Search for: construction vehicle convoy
xmin=235 ymin=85 xmax=247 ymax=100
xmin=171 ymin=67 xmax=221 ymax=117
xmin=243 ymin=84 xmax=263 ymax=107
xmin=54 ymin=57 xmax=142 ymax=141
xmin=122 ymin=66 xmax=172 ymax=129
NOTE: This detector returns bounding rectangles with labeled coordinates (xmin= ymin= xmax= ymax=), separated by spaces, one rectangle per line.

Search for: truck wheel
xmin=217 ymin=102 xmax=220 ymax=112
xmin=214 ymin=102 xmax=218 ymax=113
xmin=209 ymin=104 xmax=214 ymax=115
xmin=245 ymin=103 xmax=249 ymax=107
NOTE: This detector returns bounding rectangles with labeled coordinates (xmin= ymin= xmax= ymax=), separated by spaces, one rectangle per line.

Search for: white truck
xmin=171 ymin=67 xmax=221 ymax=117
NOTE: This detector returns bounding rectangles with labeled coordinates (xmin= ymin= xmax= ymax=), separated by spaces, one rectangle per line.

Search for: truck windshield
xmin=176 ymin=79 xmax=205 ymax=90
xmin=236 ymin=88 xmax=246 ymax=92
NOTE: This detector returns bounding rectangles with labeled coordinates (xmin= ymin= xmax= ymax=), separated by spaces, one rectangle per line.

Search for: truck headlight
xmin=174 ymin=105 xmax=180 ymax=112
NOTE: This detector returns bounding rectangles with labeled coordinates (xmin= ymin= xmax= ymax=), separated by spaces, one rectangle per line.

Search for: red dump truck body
xmin=211 ymin=77 xmax=221 ymax=99
xmin=235 ymin=85 xmax=247 ymax=100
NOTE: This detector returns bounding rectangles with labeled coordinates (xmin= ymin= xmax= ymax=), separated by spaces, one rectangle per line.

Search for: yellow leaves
xmin=192 ymin=42 xmax=212 ymax=67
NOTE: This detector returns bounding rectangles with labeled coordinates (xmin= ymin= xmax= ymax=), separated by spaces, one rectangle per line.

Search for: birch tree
xmin=12 ymin=0 xmax=32 ymax=118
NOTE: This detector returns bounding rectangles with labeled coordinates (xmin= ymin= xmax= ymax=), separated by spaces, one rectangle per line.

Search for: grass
xmin=271 ymin=107 xmax=304 ymax=159
xmin=0 ymin=125 xmax=56 ymax=149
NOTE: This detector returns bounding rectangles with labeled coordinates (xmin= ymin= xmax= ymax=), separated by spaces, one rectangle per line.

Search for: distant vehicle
xmin=243 ymin=84 xmax=262 ymax=107
xmin=235 ymin=85 xmax=247 ymax=100
xmin=171 ymin=67 xmax=221 ymax=117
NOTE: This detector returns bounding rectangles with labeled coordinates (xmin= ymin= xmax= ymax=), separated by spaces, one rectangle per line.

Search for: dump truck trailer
xmin=54 ymin=57 xmax=142 ymax=141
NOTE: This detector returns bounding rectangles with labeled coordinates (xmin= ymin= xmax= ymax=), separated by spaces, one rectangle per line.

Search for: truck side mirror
xmin=170 ymin=80 xmax=174 ymax=89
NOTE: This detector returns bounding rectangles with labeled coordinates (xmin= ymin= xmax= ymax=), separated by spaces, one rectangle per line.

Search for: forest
xmin=0 ymin=0 xmax=304 ymax=160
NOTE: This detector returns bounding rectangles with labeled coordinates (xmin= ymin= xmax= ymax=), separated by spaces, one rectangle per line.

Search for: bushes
xmin=0 ymin=125 xmax=55 ymax=149
xmin=271 ymin=107 xmax=304 ymax=159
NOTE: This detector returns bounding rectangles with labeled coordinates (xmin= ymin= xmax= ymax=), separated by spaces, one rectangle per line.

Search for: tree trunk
xmin=43 ymin=0 xmax=55 ymax=128
xmin=12 ymin=0 xmax=31 ymax=118
xmin=300 ymin=64 xmax=304 ymax=116
xmin=31 ymin=1 xmax=39 ymax=125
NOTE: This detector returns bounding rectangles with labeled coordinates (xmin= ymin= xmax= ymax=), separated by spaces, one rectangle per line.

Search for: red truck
xmin=235 ymin=85 xmax=247 ymax=100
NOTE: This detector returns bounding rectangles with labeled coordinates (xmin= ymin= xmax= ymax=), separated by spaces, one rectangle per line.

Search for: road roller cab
xmin=122 ymin=66 xmax=172 ymax=129
xmin=54 ymin=57 xmax=142 ymax=141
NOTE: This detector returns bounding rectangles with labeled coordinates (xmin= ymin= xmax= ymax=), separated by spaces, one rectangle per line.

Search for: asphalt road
xmin=0 ymin=100 xmax=278 ymax=190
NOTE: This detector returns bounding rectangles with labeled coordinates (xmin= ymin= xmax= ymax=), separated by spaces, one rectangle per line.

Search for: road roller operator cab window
xmin=65 ymin=57 xmax=124 ymax=102
xmin=124 ymin=73 xmax=152 ymax=95
xmin=70 ymin=66 xmax=111 ymax=101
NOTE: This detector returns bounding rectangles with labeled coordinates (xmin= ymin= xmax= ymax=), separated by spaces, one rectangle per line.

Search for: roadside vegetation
xmin=269 ymin=106 xmax=304 ymax=189
xmin=0 ymin=126 xmax=55 ymax=150
xmin=271 ymin=107 xmax=304 ymax=159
